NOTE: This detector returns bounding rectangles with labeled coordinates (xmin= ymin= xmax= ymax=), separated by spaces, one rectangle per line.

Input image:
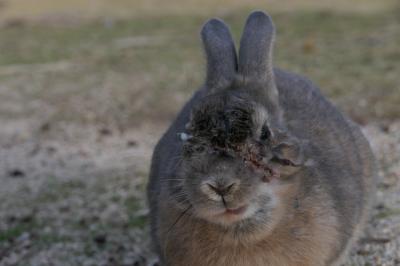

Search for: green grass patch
xmin=124 ymin=195 xmax=142 ymax=212
xmin=36 ymin=233 xmax=72 ymax=246
xmin=35 ymin=178 xmax=85 ymax=203
xmin=124 ymin=195 xmax=148 ymax=228
xmin=127 ymin=215 xmax=148 ymax=229
xmin=375 ymin=208 xmax=400 ymax=220
xmin=0 ymin=223 xmax=36 ymax=242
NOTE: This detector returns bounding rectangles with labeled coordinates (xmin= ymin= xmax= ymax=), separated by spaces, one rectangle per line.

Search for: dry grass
xmin=0 ymin=5 xmax=399 ymax=128
xmin=0 ymin=0 xmax=398 ymax=23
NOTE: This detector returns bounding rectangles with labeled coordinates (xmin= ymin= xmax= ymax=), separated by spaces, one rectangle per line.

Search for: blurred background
xmin=0 ymin=1 xmax=399 ymax=265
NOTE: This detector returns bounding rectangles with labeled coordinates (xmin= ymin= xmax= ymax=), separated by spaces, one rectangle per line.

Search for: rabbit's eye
xmin=260 ymin=125 xmax=271 ymax=141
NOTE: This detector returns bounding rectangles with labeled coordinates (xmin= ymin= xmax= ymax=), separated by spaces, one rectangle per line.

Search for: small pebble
xmin=8 ymin=169 xmax=25 ymax=178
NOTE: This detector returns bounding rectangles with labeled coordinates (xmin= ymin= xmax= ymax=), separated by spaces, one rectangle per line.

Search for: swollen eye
xmin=271 ymin=156 xmax=295 ymax=166
xmin=260 ymin=125 xmax=271 ymax=141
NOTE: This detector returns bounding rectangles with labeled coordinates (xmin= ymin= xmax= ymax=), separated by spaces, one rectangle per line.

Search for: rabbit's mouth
xmin=213 ymin=205 xmax=250 ymax=224
xmin=224 ymin=205 xmax=248 ymax=215
xmin=211 ymin=204 xmax=256 ymax=225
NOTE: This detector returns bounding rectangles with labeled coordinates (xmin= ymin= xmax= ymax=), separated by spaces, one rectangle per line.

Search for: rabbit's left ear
xmin=201 ymin=19 xmax=238 ymax=93
xmin=238 ymin=11 xmax=282 ymax=122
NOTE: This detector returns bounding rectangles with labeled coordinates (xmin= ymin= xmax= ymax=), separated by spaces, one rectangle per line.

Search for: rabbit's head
xmin=173 ymin=12 xmax=306 ymax=228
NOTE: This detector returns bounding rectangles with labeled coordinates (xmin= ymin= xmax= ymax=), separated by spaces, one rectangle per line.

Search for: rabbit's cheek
xmin=262 ymin=167 xmax=280 ymax=182
xmin=254 ymin=182 xmax=279 ymax=207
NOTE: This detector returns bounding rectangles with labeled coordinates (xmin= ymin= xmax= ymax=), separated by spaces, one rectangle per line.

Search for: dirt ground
xmin=0 ymin=0 xmax=399 ymax=265
xmin=0 ymin=116 xmax=400 ymax=266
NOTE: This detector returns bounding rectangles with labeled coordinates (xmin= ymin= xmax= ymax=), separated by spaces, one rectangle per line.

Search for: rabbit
xmin=147 ymin=11 xmax=377 ymax=266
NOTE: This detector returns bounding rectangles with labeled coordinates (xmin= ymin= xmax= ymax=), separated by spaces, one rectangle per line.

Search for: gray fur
xmin=147 ymin=11 xmax=377 ymax=266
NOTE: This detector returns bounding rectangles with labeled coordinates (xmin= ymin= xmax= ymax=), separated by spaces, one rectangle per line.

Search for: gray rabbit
xmin=147 ymin=11 xmax=377 ymax=266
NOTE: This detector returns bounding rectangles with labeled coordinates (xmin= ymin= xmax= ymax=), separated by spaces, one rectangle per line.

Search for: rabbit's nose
xmin=206 ymin=182 xmax=236 ymax=196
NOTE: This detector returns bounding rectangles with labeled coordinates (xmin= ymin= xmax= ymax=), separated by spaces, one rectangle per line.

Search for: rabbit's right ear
xmin=201 ymin=19 xmax=238 ymax=93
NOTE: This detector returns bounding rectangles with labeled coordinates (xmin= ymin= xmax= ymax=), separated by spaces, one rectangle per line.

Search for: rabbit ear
xmin=238 ymin=11 xmax=281 ymax=118
xmin=201 ymin=18 xmax=238 ymax=93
